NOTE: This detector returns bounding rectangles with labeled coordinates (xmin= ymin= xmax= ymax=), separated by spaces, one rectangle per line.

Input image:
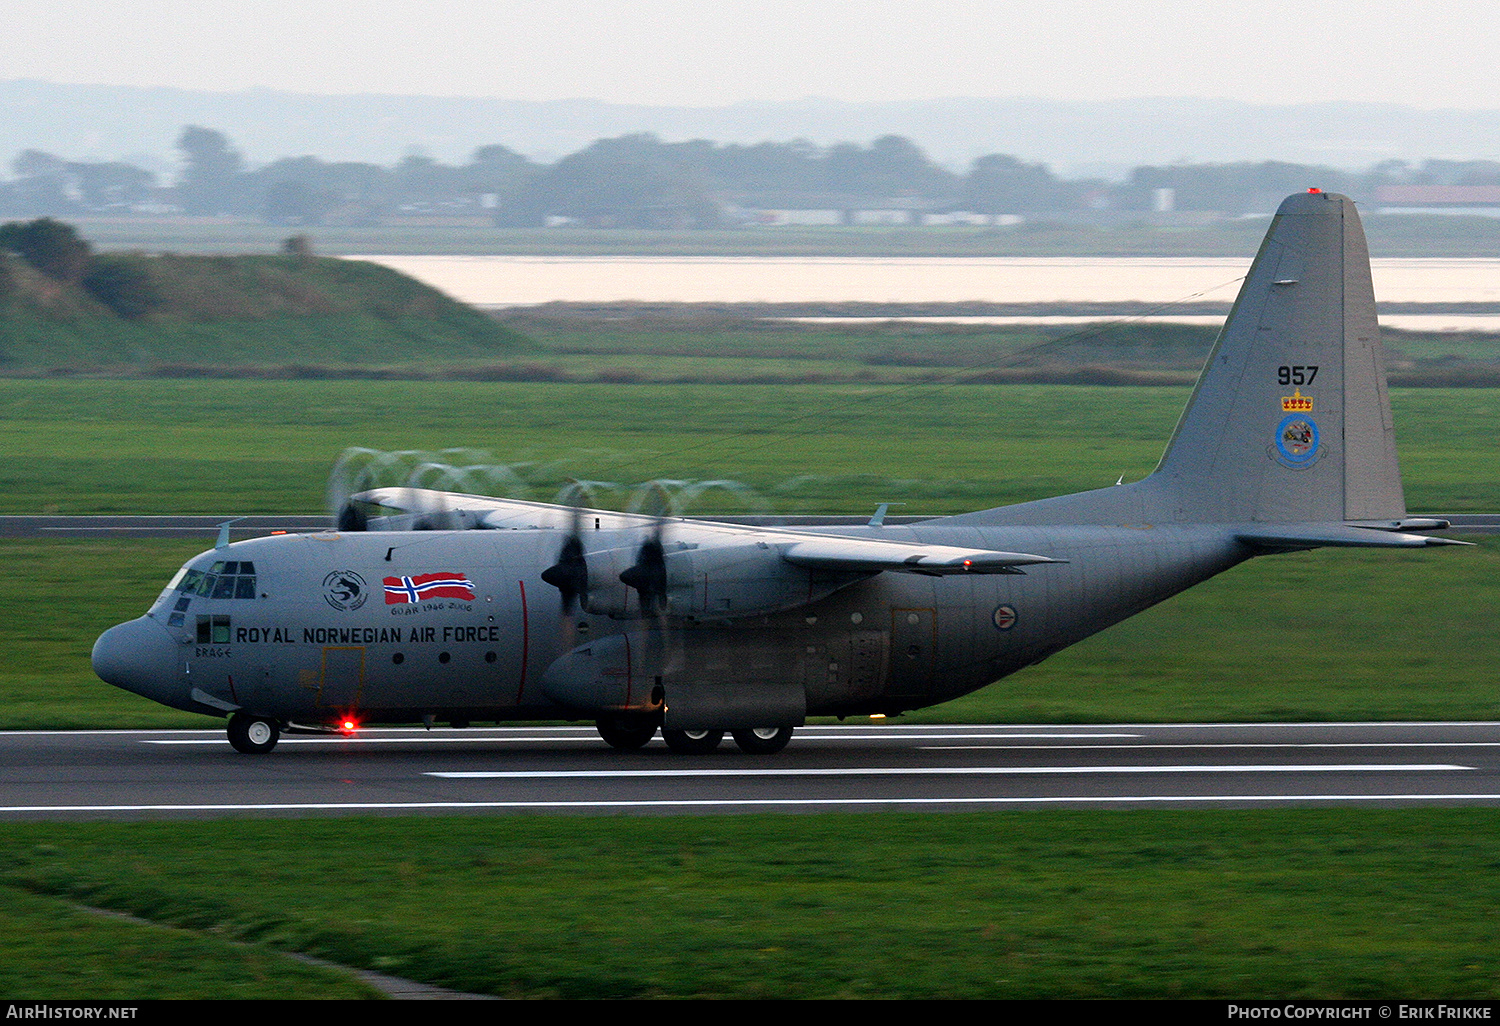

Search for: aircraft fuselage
xmin=94 ymin=520 xmax=1249 ymax=730
xmin=91 ymin=194 xmax=1470 ymax=754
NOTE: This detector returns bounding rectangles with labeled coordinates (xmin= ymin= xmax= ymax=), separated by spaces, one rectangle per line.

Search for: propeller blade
xmin=331 ymin=468 xmax=374 ymax=532
xmin=541 ymin=531 xmax=589 ymax=615
xmin=540 ymin=486 xmax=590 ymax=617
xmin=335 ymin=500 xmax=369 ymax=532
xmin=619 ymin=530 xmax=668 ymax=616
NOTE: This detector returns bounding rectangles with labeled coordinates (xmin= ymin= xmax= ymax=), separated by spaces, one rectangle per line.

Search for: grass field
xmin=4 ymin=811 xmax=1499 ymax=999
xmin=3 ymin=379 xmax=1498 ymax=514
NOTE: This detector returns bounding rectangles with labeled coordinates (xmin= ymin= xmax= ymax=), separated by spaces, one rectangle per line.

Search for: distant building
xmin=921 ymin=211 xmax=999 ymax=226
xmin=851 ymin=209 xmax=912 ymax=226
xmin=750 ymin=209 xmax=844 ymax=226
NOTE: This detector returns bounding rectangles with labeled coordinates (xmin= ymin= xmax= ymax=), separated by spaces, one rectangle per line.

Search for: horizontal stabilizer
xmin=1346 ymin=517 xmax=1451 ymax=532
xmin=781 ymin=537 xmax=1063 ymax=575
xmin=1235 ymin=524 xmax=1473 ymax=551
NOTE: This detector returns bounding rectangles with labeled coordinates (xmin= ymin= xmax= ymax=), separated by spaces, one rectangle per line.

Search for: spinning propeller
xmin=539 ymin=480 xmax=681 ymax=623
xmin=330 ymin=467 xmax=374 ymax=532
xmin=540 ymin=500 xmax=590 ymax=615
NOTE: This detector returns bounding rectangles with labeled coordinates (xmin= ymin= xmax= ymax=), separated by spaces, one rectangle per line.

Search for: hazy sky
xmin=1 ymin=0 xmax=1494 ymax=109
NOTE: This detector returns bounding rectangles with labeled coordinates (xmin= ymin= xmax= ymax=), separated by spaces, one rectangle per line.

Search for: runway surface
xmin=2 ymin=721 xmax=1498 ymax=819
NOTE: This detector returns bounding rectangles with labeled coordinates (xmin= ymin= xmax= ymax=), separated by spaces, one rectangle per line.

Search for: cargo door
xmin=317 ymin=646 xmax=366 ymax=709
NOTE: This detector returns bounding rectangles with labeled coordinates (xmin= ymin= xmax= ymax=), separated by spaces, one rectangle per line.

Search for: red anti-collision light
xmin=1308 ymin=187 xmax=1322 ymax=193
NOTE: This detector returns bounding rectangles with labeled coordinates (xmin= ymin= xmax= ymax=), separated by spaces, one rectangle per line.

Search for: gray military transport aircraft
xmin=93 ymin=191 xmax=1465 ymax=755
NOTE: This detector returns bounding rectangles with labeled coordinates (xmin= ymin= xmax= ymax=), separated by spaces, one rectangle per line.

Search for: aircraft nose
xmin=92 ymin=616 xmax=185 ymax=709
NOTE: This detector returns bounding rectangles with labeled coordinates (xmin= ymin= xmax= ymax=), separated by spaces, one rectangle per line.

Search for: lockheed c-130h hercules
xmin=93 ymin=191 xmax=1466 ymax=755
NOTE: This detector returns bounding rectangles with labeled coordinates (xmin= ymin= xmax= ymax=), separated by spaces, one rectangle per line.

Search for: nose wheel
xmin=227 ymin=713 xmax=280 ymax=754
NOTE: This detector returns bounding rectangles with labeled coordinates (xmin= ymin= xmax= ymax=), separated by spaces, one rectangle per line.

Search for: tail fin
xmin=1152 ymin=190 xmax=1405 ymax=523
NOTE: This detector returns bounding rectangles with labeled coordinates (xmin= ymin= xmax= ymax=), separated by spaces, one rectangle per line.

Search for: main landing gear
xmin=595 ymin=715 xmax=659 ymax=751
xmin=594 ymin=717 xmax=794 ymax=755
xmin=662 ymin=728 xmax=724 ymax=754
xmin=730 ymin=725 xmax=794 ymax=754
xmin=227 ymin=712 xmax=281 ymax=755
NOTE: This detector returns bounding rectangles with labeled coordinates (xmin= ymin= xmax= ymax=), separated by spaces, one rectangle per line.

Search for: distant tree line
xmin=4 ymin=125 xmax=1500 ymax=228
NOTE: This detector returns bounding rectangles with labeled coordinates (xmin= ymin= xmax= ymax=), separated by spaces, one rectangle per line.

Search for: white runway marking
xmin=923 ymin=742 xmax=1500 ymax=751
xmin=427 ymin=763 xmax=1469 ymax=779
xmin=142 ymin=736 xmax=607 ymax=745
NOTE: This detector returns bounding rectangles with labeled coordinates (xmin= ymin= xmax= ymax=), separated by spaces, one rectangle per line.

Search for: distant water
xmin=361 ymin=255 xmax=1500 ymax=329
xmin=784 ymin=314 xmax=1500 ymax=332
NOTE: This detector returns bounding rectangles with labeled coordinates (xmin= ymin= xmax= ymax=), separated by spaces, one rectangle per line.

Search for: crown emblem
xmin=1281 ymin=389 xmax=1314 ymax=412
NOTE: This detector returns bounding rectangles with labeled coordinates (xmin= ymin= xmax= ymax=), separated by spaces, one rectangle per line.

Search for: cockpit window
xmin=179 ymin=561 xmax=257 ymax=600
xmin=167 ymin=595 xmax=191 ymax=627
xmin=196 ymin=614 xmax=231 ymax=644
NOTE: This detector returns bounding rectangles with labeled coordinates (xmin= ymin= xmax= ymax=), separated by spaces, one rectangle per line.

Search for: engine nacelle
xmin=661 ymin=538 xmax=861 ymax=620
xmin=579 ymin=546 xmax=637 ymax=618
xmin=575 ymin=535 xmax=865 ymax=621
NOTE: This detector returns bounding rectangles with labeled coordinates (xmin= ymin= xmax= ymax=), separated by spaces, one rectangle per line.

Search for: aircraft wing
xmin=359 ymin=487 xmax=659 ymax=531
xmin=357 ymin=487 xmax=1061 ymax=576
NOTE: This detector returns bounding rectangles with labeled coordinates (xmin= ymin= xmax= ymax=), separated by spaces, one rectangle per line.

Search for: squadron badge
xmin=1273 ymin=413 xmax=1321 ymax=468
xmin=323 ymin=570 xmax=369 ymax=611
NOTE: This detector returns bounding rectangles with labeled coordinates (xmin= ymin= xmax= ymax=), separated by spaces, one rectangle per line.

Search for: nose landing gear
xmin=227 ymin=713 xmax=280 ymax=754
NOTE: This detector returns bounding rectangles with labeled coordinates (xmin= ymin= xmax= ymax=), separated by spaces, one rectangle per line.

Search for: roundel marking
xmin=992 ymin=604 xmax=1018 ymax=631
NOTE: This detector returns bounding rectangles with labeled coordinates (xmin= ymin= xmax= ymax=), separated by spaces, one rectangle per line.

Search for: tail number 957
xmin=1278 ymin=365 xmax=1319 ymax=386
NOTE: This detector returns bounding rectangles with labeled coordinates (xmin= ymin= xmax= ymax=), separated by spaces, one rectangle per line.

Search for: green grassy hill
xmin=0 ymin=249 xmax=531 ymax=372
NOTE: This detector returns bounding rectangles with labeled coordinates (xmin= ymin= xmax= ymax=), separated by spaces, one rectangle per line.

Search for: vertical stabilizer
xmin=1153 ymin=191 xmax=1405 ymax=523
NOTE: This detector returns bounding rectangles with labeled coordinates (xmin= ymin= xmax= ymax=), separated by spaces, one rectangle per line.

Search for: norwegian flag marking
xmin=383 ymin=572 xmax=476 ymax=604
